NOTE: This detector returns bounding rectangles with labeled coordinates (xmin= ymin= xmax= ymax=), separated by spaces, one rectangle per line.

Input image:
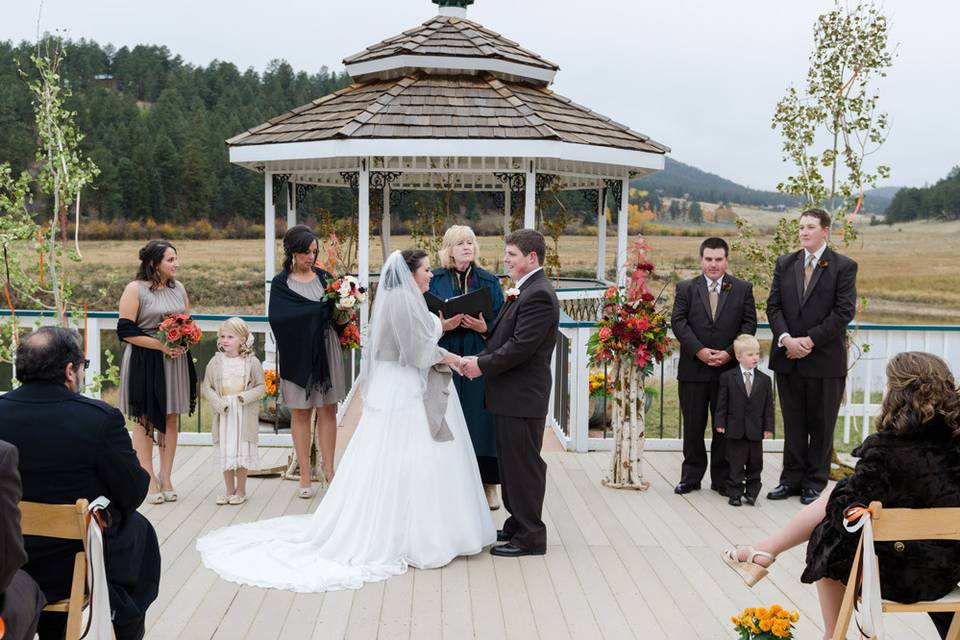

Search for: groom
xmin=462 ymin=229 xmax=559 ymax=557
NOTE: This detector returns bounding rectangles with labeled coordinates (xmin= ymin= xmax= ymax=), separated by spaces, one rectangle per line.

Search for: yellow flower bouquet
xmin=731 ymin=605 xmax=799 ymax=639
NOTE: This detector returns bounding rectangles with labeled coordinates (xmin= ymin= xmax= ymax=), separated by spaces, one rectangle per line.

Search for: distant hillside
xmin=884 ymin=167 xmax=960 ymax=223
xmin=633 ymin=157 xmax=797 ymax=209
xmin=862 ymin=186 xmax=901 ymax=213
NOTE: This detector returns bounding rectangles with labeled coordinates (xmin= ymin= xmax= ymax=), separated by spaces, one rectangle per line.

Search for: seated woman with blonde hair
xmin=429 ymin=225 xmax=505 ymax=510
xmin=723 ymin=351 xmax=960 ymax=639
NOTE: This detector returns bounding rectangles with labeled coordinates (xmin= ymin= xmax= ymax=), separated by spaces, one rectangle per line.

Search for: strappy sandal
xmin=722 ymin=546 xmax=776 ymax=586
xmin=297 ymin=486 xmax=314 ymax=499
xmin=215 ymin=495 xmax=231 ymax=505
xmin=145 ymin=492 xmax=165 ymax=505
xmin=228 ymin=494 xmax=247 ymax=505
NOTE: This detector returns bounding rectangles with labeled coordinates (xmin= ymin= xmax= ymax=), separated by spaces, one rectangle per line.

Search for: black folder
xmin=424 ymin=288 xmax=493 ymax=320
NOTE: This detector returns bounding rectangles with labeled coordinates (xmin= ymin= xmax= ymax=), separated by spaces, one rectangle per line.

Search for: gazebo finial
xmin=433 ymin=0 xmax=473 ymax=17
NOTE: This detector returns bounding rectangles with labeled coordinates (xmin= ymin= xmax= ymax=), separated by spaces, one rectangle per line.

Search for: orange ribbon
xmin=843 ymin=504 xmax=873 ymax=525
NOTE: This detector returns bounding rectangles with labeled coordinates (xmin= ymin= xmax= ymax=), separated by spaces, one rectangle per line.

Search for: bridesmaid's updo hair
xmin=282 ymin=225 xmax=318 ymax=273
xmin=401 ymin=249 xmax=428 ymax=273
xmin=136 ymin=240 xmax=177 ymax=289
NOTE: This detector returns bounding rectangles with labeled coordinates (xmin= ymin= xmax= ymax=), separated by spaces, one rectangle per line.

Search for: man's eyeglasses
xmin=81 ymin=359 xmax=90 ymax=369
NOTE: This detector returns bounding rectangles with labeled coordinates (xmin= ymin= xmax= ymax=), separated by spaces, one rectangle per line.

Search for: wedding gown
xmin=197 ymin=254 xmax=496 ymax=593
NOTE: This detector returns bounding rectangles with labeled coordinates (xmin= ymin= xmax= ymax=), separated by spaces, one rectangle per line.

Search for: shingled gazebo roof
xmin=342 ymin=14 xmax=559 ymax=80
xmin=226 ymin=72 xmax=668 ymax=154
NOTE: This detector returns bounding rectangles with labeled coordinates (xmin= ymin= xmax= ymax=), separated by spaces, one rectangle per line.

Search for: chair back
xmin=868 ymin=500 xmax=960 ymax=542
xmin=19 ymin=499 xmax=89 ymax=550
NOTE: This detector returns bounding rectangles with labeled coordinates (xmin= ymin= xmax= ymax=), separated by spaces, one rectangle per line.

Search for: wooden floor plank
xmin=139 ymin=446 xmax=940 ymax=640
xmin=377 ymin=566 xmax=415 ymax=639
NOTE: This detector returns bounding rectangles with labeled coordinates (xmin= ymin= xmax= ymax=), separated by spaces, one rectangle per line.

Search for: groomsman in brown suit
xmin=766 ymin=208 xmax=857 ymax=505
xmin=672 ymin=238 xmax=757 ymax=495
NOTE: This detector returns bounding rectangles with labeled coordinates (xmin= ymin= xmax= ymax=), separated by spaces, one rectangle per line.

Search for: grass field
xmin=50 ymin=217 xmax=960 ymax=324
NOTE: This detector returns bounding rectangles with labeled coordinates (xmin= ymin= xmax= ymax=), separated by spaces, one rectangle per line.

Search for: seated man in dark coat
xmin=0 ymin=439 xmax=46 ymax=640
xmin=0 ymin=327 xmax=161 ymax=640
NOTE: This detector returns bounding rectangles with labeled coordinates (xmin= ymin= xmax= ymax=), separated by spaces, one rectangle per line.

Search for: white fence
xmin=2 ymin=303 xmax=958 ymax=452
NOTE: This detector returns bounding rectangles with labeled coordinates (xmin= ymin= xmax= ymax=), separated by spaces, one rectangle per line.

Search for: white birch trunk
xmin=602 ymin=362 xmax=650 ymax=490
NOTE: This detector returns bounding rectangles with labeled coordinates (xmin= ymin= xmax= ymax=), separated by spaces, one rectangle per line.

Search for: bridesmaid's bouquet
xmin=323 ymin=275 xmax=367 ymax=323
xmin=158 ymin=313 xmax=202 ymax=351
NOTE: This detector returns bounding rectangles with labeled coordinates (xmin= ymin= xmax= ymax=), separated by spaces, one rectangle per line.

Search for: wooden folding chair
xmin=19 ymin=499 xmax=90 ymax=640
xmin=833 ymin=501 xmax=960 ymax=640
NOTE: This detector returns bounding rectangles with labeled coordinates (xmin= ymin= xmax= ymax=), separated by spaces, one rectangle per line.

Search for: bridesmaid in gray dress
xmin=118 ymin=240 xmax=193 ymax=504
xmin=269 ymin=226 xmax=347 ymax=498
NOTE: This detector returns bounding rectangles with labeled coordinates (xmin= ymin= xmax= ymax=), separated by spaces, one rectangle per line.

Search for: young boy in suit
xmin=715 ymin=335 xmax=774 ymax=506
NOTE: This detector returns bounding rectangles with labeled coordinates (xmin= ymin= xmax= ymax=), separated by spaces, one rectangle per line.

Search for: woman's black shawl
xmin=117 ymin=318 xmax=197 ymax=440
xmin=268 ymin=268 xmax=338 ymax=395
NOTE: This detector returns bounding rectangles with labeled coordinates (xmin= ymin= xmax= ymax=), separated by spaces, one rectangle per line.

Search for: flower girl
xmin=201 ymin=317 xmax=266 ymax=505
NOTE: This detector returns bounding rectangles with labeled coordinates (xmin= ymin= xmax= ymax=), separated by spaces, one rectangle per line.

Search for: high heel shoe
xmin=155 ymin=473 xmax=177 ymax=502
xmin=721 ymin=546 xmax=776 ymax=586
xmin=145 ymin=492 xmax=165 ymax=505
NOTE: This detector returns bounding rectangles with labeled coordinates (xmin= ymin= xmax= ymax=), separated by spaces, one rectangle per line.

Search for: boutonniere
xmin=506 ymin=287 xmax=520 ymax=302
xmin=818 ymin=259 xmax=829 ymax=268
xmin=721 ymin=281 xmax=732 ymax=292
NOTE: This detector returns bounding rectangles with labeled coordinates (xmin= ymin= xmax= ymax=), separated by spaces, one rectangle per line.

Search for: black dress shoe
xmin=496 ymin=529 xmax=511 ymax=543
xmin=490 ymin=543 xmax=546 ymax=558
xmin=766 ymin=484 xmax=801 ymax=500
xmin=743 ymin=495 xmax=757 ymax=506
xmin=728 ymin=495 xmax=742 ymax=507
xmin=674 ymin=481 xmax=701 ymax=495
xmin=800 ymin=489 xmax=821 ymax=505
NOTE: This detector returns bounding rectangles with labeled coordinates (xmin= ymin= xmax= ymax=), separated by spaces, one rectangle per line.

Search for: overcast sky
xmin=5 ymin=0 xmax=958 ymax=191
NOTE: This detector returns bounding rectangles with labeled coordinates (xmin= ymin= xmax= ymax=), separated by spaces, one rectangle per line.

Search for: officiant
xmin=430 ymin=225 xmax=505 ymax=511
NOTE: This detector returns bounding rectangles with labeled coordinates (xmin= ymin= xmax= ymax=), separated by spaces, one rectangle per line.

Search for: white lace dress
xmin=218 ymin=356 xmax=259 ymax=471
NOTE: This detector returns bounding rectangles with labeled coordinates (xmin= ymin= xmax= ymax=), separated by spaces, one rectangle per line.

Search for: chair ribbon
xmin=843 ymin=504 xmax=885 ymax=639
xmin=81 ymin=497 xmax=113 ymax=640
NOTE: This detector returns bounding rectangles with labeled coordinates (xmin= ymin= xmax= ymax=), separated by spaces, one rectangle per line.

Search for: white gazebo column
xmin=616 ymin=177 xmax=629 ymax=286
xmin=503 ymin=187 xmax=511 ymax=236
xmin=358 ymin=159 xmax=371 ymax=330
xmin=382 ymin=183 xmax=392 ymax=260
xmin=596 ymin=187 xmax=606 ymax=281
xmin=286 ymin=181 xmax=296 ymax=230
xmin=524 ymin=160 xmax=536 ymax=229
xmin=264 ymin=172 xmax=275 ymax=303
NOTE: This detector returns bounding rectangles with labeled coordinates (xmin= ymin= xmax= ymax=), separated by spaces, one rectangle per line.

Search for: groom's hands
xmin=461 ymin=356 xmax=482 ymax=380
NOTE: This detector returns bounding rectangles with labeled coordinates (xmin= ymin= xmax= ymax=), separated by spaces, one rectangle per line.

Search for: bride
xmin=197 ymin=249 xmax=496 ymax=592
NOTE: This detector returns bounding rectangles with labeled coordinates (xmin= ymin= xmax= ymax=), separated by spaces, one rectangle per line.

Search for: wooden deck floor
xmin=141 ymin=416 xmax=942 ymax=639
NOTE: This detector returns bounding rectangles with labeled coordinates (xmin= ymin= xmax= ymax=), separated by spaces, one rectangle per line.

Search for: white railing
xmin=550 ymin=315 xmax=960 ymax=452
xmin=4 ymin=301 xmax=958 ymax=453
xmin=0 ymin=310 xmax=360 ymax=446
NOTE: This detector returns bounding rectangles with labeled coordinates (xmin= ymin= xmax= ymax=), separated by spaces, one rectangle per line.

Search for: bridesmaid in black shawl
xmin=269 ymin=225 xmax=348 ymax=498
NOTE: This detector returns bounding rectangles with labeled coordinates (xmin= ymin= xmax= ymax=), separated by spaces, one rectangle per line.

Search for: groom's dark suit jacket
xmin=767 ymin=247 xmax=857 ymax=378
xmin=478 ymin=269 xmax=559 ymax=418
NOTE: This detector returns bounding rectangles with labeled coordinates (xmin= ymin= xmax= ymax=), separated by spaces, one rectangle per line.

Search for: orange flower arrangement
xmin=731 ymin=604 xmax=799 ymax=639
xmin=264 ymin=368 xmax=279 ymax=397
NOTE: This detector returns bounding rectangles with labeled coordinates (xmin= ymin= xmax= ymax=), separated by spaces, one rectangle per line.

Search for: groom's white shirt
xmin=515 ymin=267 xmax=543 ymax=289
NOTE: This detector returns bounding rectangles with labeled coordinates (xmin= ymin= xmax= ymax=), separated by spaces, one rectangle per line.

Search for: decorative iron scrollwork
xmin=603 ymin=178 xmax=623 ymax=207
xmin=535 ymin=173 xmax=560 ymax=196
xmin=271 ymin=173 xmax=291 ymax=204
xmin=295 ymin=183 xmax=317 ymax=208
xmin=340 ymin=171 xmax=359 ymax=194
xmin=493 ymin=172 xmax=525 ymax=193
xmin=369 ymin=171 xmax=403 ymax=190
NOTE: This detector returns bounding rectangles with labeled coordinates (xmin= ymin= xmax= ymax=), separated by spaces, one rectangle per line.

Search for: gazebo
xmin=226 ymin=0 xmax=669 ymax=323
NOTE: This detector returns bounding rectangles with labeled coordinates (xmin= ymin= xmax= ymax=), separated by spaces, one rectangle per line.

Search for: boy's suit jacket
xmin=715 ymin=368 xmax=774 ymax=441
